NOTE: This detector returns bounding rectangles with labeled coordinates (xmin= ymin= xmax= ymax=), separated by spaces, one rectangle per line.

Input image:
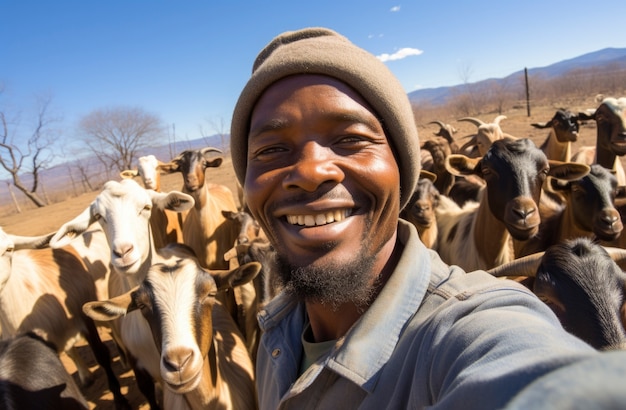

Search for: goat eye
xmin=202 ymin=290 xmax=218 ymax=305
xmin=93 ymin=213 xmax=102 ymax=221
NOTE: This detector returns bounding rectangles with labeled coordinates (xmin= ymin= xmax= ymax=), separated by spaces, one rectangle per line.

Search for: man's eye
xmin=255 ymin=146 xmax=287 ymax=157
xmin=338 ymin=135 xmax=367 ymax=144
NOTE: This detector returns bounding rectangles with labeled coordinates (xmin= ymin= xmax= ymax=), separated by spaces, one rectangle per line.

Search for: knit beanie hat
xmin=230 ymin=27 xmax=420 ymax=209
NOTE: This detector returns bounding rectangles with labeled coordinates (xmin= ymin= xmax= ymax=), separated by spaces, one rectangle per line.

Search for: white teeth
xmin=286 ymin=210 xmax=350 ymax=226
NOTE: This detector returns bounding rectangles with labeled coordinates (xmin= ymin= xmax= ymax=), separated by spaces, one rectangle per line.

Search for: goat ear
xmin=419 ymin=169 xmax=437 ymax=183
xmin=548 ymin=161 xmax=590 ymax=181
xmin=120 ymin=169 xmax=138 ymax=179
xmin=9 ymin=231 xmax=56 ymax=250
xmin=578 ymin=109 xmax=596 ymax=121
xmin=82 ymin=289 xmax=139 ymax=321
xmin=445 ymin=154 xmax=480 ymax=177
xmin=549 ymin=177 xmax=570 ymax=192
xmin=213 ymin=261 xmax=262 ymax=291
xmin=49 ymin=206 xmax=96 ymax=248
xmin=222 ymin=210 xmax=237 ymax=219
xmin=530 ymin=122 xmax=549 ymax=129
xmin=204 ymin=157 xmax=223 ymax=169
xmin=157 ymin=161 xmax=180 ymax=174
xmin=149 ymin=190 xmax=194 ymax=212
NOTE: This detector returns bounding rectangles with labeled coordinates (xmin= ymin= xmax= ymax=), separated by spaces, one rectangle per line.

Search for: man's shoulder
xmin=421 ymin=258 xmax=536 ymax=313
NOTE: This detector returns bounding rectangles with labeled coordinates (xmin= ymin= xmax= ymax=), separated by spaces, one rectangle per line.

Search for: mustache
xmin=269 ymin=186 xmax=356 ymax=210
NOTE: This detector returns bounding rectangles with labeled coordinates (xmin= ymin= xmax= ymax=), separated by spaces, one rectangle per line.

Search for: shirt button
xmin=272 ymin=348 xmax=281 ymax=358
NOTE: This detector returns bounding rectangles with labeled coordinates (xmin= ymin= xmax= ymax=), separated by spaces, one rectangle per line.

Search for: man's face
xmin=244 ymin=75 xmax=400 ymax=303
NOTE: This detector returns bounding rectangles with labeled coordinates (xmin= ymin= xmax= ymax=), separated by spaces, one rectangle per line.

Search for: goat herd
xmin=1 ymin=96 xmax=626 ymax=409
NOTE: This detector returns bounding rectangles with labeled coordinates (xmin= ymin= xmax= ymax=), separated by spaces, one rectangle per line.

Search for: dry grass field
xmin=0 ymin=97 xmax=623 ymax=409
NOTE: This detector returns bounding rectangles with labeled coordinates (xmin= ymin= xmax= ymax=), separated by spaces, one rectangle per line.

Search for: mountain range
xmin=2 ymin=47 xmax=626 ymax=209
xmin=407 ymin=47 xmax=626 ymax=106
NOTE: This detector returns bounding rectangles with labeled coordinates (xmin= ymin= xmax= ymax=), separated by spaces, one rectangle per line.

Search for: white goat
xmin=457 ymin=115 xmax=515 ymax=157
xmin=121 ymin=154 xmax=186 ymax=248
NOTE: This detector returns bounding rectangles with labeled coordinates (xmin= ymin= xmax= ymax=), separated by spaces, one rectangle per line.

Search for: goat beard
xmin=275 ymin=237 xmax=379 ymax=312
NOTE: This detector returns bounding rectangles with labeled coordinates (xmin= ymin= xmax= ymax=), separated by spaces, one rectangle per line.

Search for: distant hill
xmin=408 ymin=47 xmax=626 ymax=106
xmin=0 ymin=134 xmax=226 ymax=209
xmin=3 ymin=47 xmax=626 ymax=211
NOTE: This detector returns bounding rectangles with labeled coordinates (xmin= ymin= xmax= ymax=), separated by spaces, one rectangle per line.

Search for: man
xmin=230 ymin=27 xmax=626 ymax=409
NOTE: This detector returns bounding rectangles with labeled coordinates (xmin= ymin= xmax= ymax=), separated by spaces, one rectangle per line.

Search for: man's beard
xmin=275 ymin=239 xmax=379 ymax=311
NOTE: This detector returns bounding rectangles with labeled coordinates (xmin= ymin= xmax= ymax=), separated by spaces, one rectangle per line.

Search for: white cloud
xmin=376 ymin=47 xmax=423 ymax=62
xmin=390 ymin=5 xmax=401 ymax=12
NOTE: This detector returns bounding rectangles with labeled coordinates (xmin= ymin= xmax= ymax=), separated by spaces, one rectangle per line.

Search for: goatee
xmin=275 ymin=249 xmax=378 ymax=311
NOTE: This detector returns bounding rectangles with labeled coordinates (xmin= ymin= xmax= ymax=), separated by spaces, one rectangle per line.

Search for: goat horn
xmin=487 ymin=252 xmax=544 ymax=278
xmin=458 ymin=136 xmax=477 ymax=152
xmin=606 ymin=247 xmax=626 ymax=271
xmin=201 ymin=147 xmax=222 ymax=154
xmin=458 ymin=117 xmax=485 ymax=127
xmin=493 ymin=115 xmax=507 ymax=124
xmin=428 ymin=120 xmax=447 ymax=129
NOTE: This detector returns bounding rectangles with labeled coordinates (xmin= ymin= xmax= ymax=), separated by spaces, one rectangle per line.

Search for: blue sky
xmin=2 ymin=0 xmax=625 ymax=153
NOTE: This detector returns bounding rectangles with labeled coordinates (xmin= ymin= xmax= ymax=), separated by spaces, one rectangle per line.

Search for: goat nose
xmin=601 ymin=211 xmax=622 ymax=230
xmin=238 ymin=235 xmax=250 ymax=245
xmin=162 ymin=347 xmax=194 ymax=372
xmin=113 ymin=243 xmax=134 ymax=258
xmin=513 ymin=206 xmax=536 ymax=221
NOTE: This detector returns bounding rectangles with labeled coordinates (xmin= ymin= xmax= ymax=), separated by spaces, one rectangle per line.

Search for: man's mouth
xmin=286 ymin=209 xmax=351 ymax=227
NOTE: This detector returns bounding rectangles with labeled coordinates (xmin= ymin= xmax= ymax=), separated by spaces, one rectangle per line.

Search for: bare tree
xmin=455 ymin=61 xmax=478 ymax=115
xmin=488 ymin=77 xmax=514 ymax=114
xmin=199 ymin=116 xmax=229 ymax=153
xmin=78 ymin=106 xmax=164 ymax=173
xmin=0 ymin=94 xmax=59 ymax=208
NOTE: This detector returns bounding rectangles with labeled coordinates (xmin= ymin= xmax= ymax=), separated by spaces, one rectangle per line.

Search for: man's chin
xmin=277 ymin=251 xmax=377 ymax=309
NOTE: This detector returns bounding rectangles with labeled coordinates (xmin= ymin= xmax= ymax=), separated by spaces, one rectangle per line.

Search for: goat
xmin=160 ymin=147 xmax=258 ymax=356
xmin=222 ymin=210 xmax=262 ymax=246
xmin=160 ymin=147 xmax=238 ymax=270
xmin=83 ymin=243 xmax=260 ymax=410
xmin=221 ymin=209 xmax=273 ymax=363
xmin=0 ymin=226 xmax=130 ymax=409
xmin=457 ymin=115 xmax=515 ymax=157
xmin=420 ymin=121 xmax=459 ymax=174
xmin=121 ymin=154 xmax=185 ymax=248
xmin=49 ymin=179 xmax=195 ymax=409
xmin=400 ymin=170 xmax=440 ymax=249
xmin=420 ymin=137 xmax=456 ymax=195
xmin=515 ymin=164 xmax=623 ymax=257
xmin=532 ymin=109 xmax=581 ymax=162
xmin=428 ymin=120 xmax=460 ymax=152
xmin=488 ymin=237 xmax=626 ymax=350
xmin=435 ymin=138 xmax=590 ymax=271
xmin=0 ymin=332 xmax=89 ymax=410
xmin=572 ymin=97 xmax=626 ymax=185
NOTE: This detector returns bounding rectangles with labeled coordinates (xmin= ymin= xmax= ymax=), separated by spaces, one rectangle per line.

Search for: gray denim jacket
xmin=256 ymin=220 xmax=598 ymax=409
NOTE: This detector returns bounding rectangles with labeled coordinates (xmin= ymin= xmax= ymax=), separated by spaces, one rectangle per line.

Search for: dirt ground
xmin=0 ymin=100 xmax=621 ymax=409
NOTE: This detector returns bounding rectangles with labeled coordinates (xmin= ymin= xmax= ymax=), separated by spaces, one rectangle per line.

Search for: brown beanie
xmin=230 ymin=27 xmax=420 ymax=209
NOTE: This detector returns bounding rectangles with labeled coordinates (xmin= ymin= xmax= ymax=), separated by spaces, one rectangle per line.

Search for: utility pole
xmin=525 ymin=67 xmax=531 ymax=117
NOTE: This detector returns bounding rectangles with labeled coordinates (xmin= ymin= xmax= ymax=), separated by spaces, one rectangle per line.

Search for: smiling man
xmin=230 ymin=27 xmax=626 ymax=409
